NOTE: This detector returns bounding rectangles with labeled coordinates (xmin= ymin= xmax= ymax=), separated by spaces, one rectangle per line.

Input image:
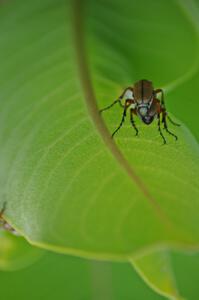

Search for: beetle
xmin=0 ymin=202 xmax=19 ymax=235
xmin=99 ymin=79 xmax=180 ymax=144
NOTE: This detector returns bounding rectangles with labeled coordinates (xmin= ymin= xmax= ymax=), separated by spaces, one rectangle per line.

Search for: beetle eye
xmin=139 ymin=107 xmax=148 ymax=116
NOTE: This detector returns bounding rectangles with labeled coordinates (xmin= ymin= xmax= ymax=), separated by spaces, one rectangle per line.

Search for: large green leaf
xmin=1 ymin=0 xmax=199 ymax=298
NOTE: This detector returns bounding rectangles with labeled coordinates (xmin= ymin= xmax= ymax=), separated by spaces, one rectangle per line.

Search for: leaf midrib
xmin=72 ymin=0 xmax=174 ymax=230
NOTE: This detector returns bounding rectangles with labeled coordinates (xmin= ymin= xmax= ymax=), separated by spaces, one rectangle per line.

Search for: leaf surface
xmin=1 ymin=0 xmax=199 ymax=266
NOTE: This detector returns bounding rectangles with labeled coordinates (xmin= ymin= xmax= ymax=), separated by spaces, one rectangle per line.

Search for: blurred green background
xmin=1 ymin=248 xmax=199 ymax=300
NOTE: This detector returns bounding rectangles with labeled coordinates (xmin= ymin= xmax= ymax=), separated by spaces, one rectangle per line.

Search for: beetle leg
xmin=99 ymin=98 xmax=122 ymax=113
xmin=120 ymin=87 xmax=134 ymax=98
xmin=111 ymin=100 xmax=131 ymax=138
xmin=155 ymin=89 xmax=167 ymax=115
xmin=162 ymin=112 xmax=178 ymax=141
xmin=118 ymin=87 xmax=133 ymax=108
xmin=112 ymin=107 xmax=127 ymax=138
xmin=157 ymin=114 xmax=166 ymax=144
xmin=155 ymin=89 xmax=180 ymax=127
xmin=118 ymin=101 xmax=125 ymax=108
xmin=167 ymin=115 xmax=180 ymax=126
xmin=130 ymin=109 xmax=138 ymax=136
xmin=155 ymin=88 xmax=165 ymax=107
xmin=100 ymin=87 xmax=133 ymax=113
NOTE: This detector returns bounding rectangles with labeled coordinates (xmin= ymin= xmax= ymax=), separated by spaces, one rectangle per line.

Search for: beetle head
xmin=137 ymin=105 xmax=154 ymax=125
xmin=141 ymin=115 xmax=154 ymax=125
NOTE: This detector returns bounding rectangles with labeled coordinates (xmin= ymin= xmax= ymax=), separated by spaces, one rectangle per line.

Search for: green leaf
xmin=1 ymin=0 xmax=199 ymax=297
xmin=131 ymin=250 xmax=183 ymax=300
xmin=0 ymin=231 xmax=43 ymax=271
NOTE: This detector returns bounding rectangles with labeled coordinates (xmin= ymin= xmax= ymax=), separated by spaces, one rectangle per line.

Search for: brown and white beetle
xmin=100 ymin=79 xmax=180 ymax=144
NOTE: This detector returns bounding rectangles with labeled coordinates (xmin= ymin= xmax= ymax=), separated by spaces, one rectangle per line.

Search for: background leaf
xmin=1 ymin=249 xmax=199 ymax=300
xmin=131 ymin=249 xmax=182 ymax=300
xmin=0 ymin=250 xmax=166 ymax=300
xmin=0 ymin=231 xmax=43 ymax=271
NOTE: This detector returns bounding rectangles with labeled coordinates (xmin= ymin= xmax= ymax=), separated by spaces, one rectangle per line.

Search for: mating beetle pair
xmin=100 ymin=79 xmax=180 ymax=144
